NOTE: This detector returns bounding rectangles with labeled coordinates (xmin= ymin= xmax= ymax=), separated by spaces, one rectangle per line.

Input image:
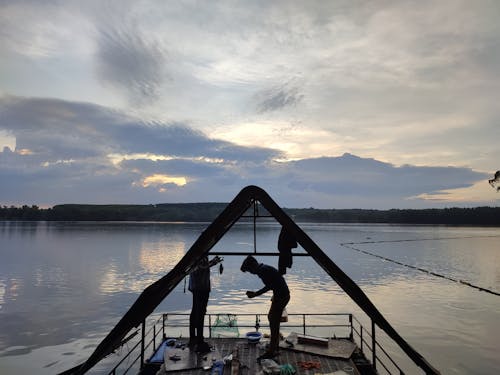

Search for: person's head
xmin=240 ymin=255 xmax=259 ymax=273
xmin=198 ymin=255 xmax=208 ymax=266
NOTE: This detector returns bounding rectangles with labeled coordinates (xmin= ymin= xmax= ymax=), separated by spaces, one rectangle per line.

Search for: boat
xmin=60 ymin=186 xmax=440 ymax=375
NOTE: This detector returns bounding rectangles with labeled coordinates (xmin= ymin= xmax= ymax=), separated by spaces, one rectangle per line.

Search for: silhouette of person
xmin=241 ymin=255 xmax=290 ymax=358
xmin=188 ymin=255 xmax=222 ymax=352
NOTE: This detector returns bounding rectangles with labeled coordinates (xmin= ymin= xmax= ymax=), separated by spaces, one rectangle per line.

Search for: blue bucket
xmin=245 ymin=331 xmax=263 ymax=344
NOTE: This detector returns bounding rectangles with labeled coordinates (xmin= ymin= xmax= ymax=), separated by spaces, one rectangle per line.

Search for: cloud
xmin=255 ymin=81 xmax=304 ymax=113
xmin=1 ymin=1 xmax=499 ymax=208
xmin=0 ymin=96 xmax=491 ymax=208
xmin=95 ymin=23 xmax=166 ymax=105
xmin=284 ymin=153 xmax=488 ymax=201
xmin=0 ymin=96 xmax=283 ymax=204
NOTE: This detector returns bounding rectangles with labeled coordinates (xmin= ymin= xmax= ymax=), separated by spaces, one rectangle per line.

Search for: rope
xmin=340 ymin=235 xmax=500 ymax=297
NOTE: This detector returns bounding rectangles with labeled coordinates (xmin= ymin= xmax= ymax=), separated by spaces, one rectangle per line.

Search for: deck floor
xmin=154 ymin=337 xmax=361 ymax=375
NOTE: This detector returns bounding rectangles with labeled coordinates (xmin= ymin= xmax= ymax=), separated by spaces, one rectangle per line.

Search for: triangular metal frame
xmin=64 ymin=185 xmax=439 ymax=375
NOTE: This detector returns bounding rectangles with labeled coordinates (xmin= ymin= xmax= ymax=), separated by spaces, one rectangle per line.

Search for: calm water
xmin=0 ymin=221 xmax=499 ymax=374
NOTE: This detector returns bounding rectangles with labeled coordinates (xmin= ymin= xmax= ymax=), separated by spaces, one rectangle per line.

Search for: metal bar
xmin=302 ymin=314 xmax=306 ymax=335
xmin=140 ymin=320 xmax=145 ymax=370
xmin=372 ymin=319 xmax=377 ymax=371
xmin=376 ymin=337 xmax=406 ymax=373
xmin=123 ymin=352 xmax=142 ymax=374
xmin=349 ymin=314 xmax=353 ymax=341
xmin=360 ymin=326 xmax=364 ymax=353
xmin=209 ymin=251 xmax=310 ymax=256
xmin=153 ymin=325 xmax=156 ymax=351
xmin=209 ymin=314 xmax=212 ymax=338
xmin=377 ymin=354 xmax=392 ymax=374
xmin=162 ymin=312 xmax=351 ymax=317
xmin=162 ymin=314 xmax=165 ymax=338
xmin=253 ymin=200 xmax=257 ymax=254
xmin=107 ymin=335 xmax=144 ymax=374
xmin=241 ymin=215 xmax=274 ymax=218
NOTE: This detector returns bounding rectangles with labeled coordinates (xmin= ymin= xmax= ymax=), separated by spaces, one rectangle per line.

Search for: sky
xmin=1 ymin=0 xmax=499 ymax=209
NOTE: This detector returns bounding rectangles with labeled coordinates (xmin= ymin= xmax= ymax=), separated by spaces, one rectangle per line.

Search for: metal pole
xmin=209 ymin=314 xmax=212 ymax=338
xmin=360 ymin=326 xmax=364 ymax=353
xmin=302 ymin=314 xmax=306 ymax=335
xmin=349 ymin=314 xmax=353 ymax=341
xmin=253 ymin=200 xmax=257 ymax=253
xmin=141 ymin=320 xmax=145 ymax=370
xmin=162 ymin=314 xmax=166 ymax=338
xmin=153 ymin=325 xmax=156 ymax=351
xmin=372 ymin=319 xmax=377 ymax=371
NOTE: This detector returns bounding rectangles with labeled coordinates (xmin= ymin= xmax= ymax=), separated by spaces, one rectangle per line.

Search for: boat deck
xmin=146 ymin=337 xmax=366 ymax=375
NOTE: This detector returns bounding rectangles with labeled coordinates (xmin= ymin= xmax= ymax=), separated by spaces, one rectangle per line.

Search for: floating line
xmin=340 ymin=236 xmax=500 ymax=297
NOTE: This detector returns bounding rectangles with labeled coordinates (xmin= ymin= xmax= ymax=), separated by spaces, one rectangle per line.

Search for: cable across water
xmin=340 ymin=235 xmax=500 ymax=297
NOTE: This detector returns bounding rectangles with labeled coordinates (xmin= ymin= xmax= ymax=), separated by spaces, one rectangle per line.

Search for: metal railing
xmin=107 ymin=315 xmax=164 ymax=375
xmin=351 ymin=315 xmax=406 ymax=375
xmin=163 ymin=312 xmax=353 ymax=338
xmin=106 ymin=312 xmax=406 ymax=375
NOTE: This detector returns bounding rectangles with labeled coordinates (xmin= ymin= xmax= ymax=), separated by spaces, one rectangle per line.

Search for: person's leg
xmin=267 ymin=294 xmax=290 ymax=354
xmin=188 ymin=292 xmax=199 ymax=347
xmin=195 ymin=291 xmax=210 ymax=346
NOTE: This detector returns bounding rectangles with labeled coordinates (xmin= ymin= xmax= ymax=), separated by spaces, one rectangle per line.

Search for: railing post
xmin=349 ymin=314 xmax=353 ymax=341
xmin=209 ymin=314 xmax=212 ymax=338
xmin=162 ymin=314 xmax=166 ymax=338
xmin=153 ymin=324 xmax=156 ymax=351
xmin=302 ymin=314 xmax=306 ymax=335
xmin=141 ymin=320 xmax=145 ymax=369
xmin=372 ymin=319 xmax=376 ymax=371
xmin=360 ymin=326 xmax=364 ymax=353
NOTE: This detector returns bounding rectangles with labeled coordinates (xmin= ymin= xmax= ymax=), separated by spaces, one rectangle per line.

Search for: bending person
xmin=241 ymin=255 xmax=290 ymax=359
xmin=188 ymin=255 xmax=222 ymax=352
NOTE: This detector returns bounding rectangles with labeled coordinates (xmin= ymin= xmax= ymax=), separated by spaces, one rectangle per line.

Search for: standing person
xmin=188 ymin=255 xmax=222 ymax=352
xmin=241 ymin=255 xmax=290 ymax=359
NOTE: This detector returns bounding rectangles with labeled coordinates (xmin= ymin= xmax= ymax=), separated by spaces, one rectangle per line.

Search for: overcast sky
xmin=1 ymin=0 xmax=499 ymax=209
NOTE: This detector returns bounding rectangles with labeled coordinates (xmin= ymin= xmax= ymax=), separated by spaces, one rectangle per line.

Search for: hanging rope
xmin=341 ymin=235 xmax=500 ymax=297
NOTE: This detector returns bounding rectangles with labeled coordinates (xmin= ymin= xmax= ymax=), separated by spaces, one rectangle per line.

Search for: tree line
xmin=0 ymin=203 xmax=499 ymax=225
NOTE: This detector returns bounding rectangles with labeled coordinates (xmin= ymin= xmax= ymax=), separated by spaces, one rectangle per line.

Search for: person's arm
xmin=191 ymin=256 xmax=222 ymax=272
xmin=207 ymin=255 xmax=223 ymax=268
xmin=246 ymin=285 xmax=270 ymax=298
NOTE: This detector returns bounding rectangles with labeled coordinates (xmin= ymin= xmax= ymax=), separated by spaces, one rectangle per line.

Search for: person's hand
xmin=246 ymin=290 xmax=257 ymax=298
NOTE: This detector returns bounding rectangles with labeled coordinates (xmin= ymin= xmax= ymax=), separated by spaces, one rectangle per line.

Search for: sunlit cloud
xmin=0 ymin=130 xmax=16 ymax=151
xmin=212 ymin=121 xmax=351 ymax=160
xmin=108 ymin=153 xmax=175 ymax=165
xmin=413 ymin=180 xmax=498 ymax=204
xmin=141 ymin=174 xmax=187 ymax=188
xmin=16 ymin=149 xmax=34 ymax=156
xmin=108 ymin=153 xmax=225 ymax=166
xmin=41 ymin=159 xmax=75 ymax=167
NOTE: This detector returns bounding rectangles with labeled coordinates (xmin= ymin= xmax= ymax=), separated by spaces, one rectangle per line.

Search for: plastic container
xmin=245 ymin=331 xmax=263 ymax=344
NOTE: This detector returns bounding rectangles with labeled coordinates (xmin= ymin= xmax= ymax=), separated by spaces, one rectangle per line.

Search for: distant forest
xmin=1 ymin=203 xmax=499 ymax=225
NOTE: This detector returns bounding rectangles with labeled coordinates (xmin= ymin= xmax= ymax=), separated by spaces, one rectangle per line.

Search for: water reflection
xmin=99 ymin=240 xmax=187 ymax=294
xmin=0 ymin=222 xmax=499 ymax=375
xmin=139 ymin=240 xmax=185 ymax=274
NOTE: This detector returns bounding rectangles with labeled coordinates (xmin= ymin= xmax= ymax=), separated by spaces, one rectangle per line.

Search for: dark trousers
xmin=268 ymin=293 xmax=290 ymax=353
xmin=189 ymin=290 xmax=209 ymax=344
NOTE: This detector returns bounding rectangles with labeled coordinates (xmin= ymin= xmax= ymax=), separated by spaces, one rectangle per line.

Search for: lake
xmin=0 ymin=221 xmax=499 ymax=374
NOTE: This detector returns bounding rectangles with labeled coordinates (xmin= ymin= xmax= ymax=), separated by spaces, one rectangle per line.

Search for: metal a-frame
xmin=62 ymin=185 xmax=439 ymax=375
